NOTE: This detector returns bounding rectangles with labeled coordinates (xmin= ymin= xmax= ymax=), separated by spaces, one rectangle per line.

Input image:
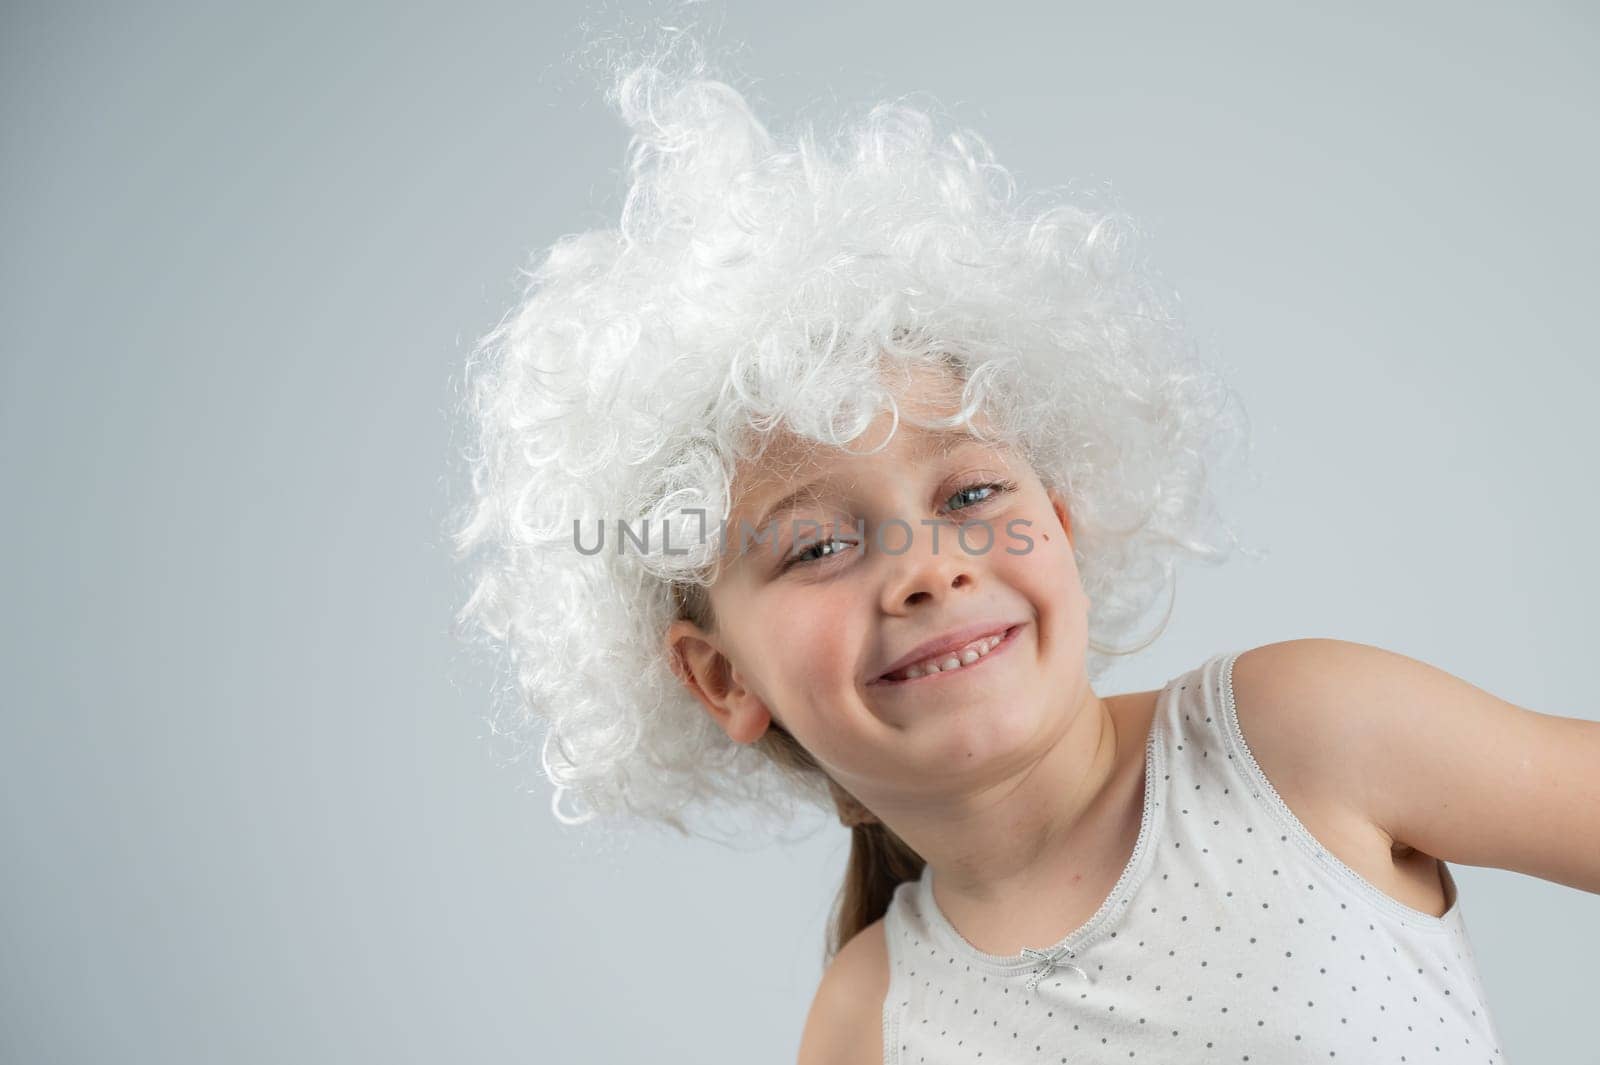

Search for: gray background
xmin=3 ymin=1 xmax=1596 ymax=1062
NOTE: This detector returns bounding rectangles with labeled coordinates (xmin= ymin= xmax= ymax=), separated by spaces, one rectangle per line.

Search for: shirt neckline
xmin=915 ymin=681 xmax=1171 ymax=973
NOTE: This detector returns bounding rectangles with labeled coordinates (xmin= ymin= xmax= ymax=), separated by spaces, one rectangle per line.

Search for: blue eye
xmin=947 ymin=480 xmax=1015 ymax=511
xmin=785 ymin=536 xmax=854 ymax=569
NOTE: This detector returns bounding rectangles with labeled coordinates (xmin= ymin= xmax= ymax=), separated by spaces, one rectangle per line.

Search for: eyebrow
xmin=751 ymin=481 xmax=838 ymax=543
xmin=745 ymin=428 xmax=989 ymax=544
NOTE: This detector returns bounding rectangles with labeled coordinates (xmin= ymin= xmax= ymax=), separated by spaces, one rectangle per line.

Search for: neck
xmin=883 ymin=678 xmax=1136 ymax=906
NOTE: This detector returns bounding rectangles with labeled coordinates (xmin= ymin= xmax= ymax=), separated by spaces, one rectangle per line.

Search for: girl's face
xmin=666 ymin=373 xmax=1094 ymax=817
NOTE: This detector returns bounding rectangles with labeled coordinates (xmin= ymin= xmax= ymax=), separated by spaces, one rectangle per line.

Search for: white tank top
xmin=881 ymin=649 xmax=1508 ymax=1063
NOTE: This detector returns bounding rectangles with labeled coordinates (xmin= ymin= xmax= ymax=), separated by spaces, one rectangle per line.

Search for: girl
xmin=451 ymin=31 xmax=1598 ymax=1064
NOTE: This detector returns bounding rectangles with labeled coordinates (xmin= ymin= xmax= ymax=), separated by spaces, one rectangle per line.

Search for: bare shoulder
xmin=1228 ymin=639 xmax=1386 ymax=827
xmin=1228 ymin=639 xmax=1455 ymax=915
xmin=796 ymin=916 xmax=890 ymax=1065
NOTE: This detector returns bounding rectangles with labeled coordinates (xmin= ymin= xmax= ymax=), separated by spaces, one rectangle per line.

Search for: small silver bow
xmin=1021 ymin=946 xmax=1090 ymax=991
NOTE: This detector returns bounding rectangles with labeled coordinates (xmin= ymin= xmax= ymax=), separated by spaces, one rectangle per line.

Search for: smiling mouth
xmin=870 ymin=624 xmax=1024 ymax=687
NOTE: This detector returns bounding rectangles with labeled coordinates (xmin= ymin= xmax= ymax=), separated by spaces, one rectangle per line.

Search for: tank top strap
xmin=1159 ymin=647 xmax=1467 ymax=931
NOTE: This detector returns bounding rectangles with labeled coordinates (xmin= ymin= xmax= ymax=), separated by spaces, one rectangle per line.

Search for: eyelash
xmin=781 ymin=479 xmax=1019 ymax=571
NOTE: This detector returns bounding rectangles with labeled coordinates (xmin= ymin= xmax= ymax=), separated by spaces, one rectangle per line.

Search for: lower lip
xmin=871 ymin=624 xmax=1025 ymax=689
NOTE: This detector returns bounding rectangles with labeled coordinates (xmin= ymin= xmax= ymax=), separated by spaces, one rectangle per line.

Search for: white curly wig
xmin=449 ymin=32 xmax=1260 ymax=846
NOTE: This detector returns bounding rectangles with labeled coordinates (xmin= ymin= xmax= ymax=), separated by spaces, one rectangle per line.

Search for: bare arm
xmin=796 ymin=917 xmax=890 ymax=1065
xmin=1239 ymin=638 xmax=1600 ymax=894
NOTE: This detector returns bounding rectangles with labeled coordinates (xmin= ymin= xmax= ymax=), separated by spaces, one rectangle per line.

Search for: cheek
xmin=1003 ymin=527 xmax=1090 ymax=623
xmin=790 ymin=621 xmax=863 ymax=693
xmin=756 ymin=616 xmax=872 ymax=766
xmin=756 ymin=594 xmax=863 ymax=692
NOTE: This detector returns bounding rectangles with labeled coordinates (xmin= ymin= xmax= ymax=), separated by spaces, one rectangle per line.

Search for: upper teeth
xmin=885 ymin=630 xmax=1008 ymax=682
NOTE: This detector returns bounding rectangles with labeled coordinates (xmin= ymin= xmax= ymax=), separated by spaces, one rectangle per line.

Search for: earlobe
xmin=663 ymin=620 xmax=773 ymax=745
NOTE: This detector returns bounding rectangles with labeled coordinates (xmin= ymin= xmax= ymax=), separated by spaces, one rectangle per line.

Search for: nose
xmin=877 ymin=517 xmax=979 ymax=613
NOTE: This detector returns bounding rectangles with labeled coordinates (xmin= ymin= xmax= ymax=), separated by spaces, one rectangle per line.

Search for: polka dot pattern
xmin=879 ymin=650 xmax=1507 ymax=1064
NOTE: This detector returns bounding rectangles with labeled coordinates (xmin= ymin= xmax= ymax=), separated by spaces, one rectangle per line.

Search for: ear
xmin=1046 ymin=487 xmax=1074 ymax=544
xmin=1045 ymin=488 xmax=1091 ymax=609
xmin=663 ymin=619 xmax=773 ymax=745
